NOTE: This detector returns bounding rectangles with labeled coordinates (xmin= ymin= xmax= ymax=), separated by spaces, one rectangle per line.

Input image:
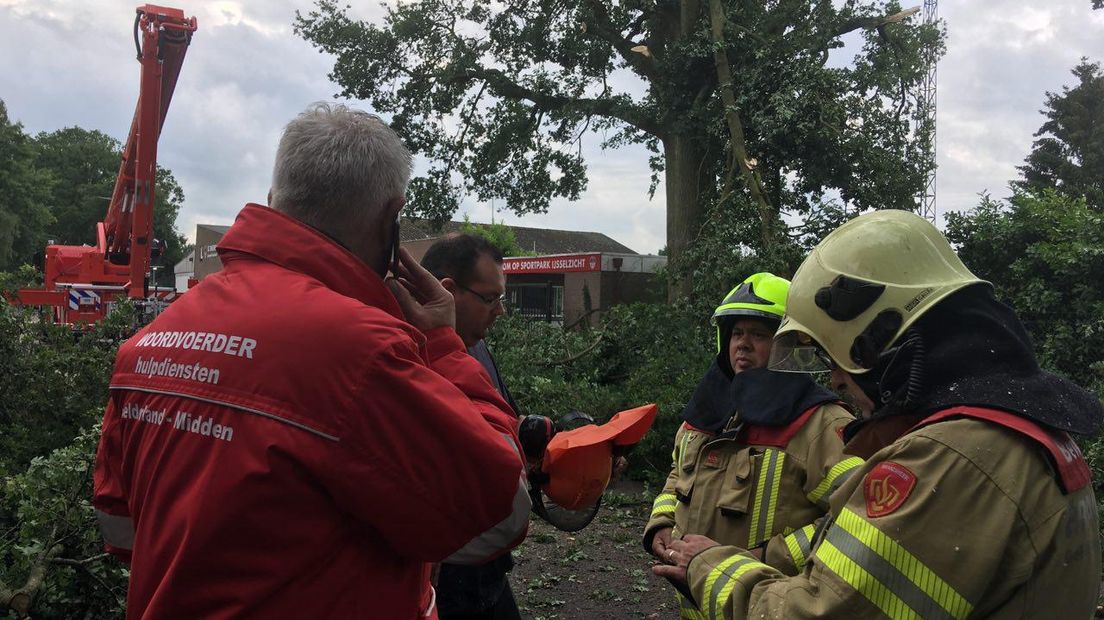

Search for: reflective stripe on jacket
xmin=643 ymin=403 xmax=859 ymax=618
xmin=684 ymin=411 xmax=1101 ymax=620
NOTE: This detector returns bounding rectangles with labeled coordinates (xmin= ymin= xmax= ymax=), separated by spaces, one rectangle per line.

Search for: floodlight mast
xmin=916 ymin=0 xmax=938 ymax=224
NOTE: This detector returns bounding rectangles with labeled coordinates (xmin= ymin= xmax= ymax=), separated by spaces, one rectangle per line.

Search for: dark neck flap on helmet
xmin=683 ymin=364 xmax=838 ymax=433
xmin=847 ymin=285 xmax=1103 ymax=439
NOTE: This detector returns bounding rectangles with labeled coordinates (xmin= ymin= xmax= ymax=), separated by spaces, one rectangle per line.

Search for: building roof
xmin=198 ymin=224 xmax=231 ymax=235
xmin=401 ymin=219 xmax=637 ymax=255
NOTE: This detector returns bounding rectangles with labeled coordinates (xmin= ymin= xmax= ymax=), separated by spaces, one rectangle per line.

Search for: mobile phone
xmin=389 ymin=215 xmax=401 ymax=278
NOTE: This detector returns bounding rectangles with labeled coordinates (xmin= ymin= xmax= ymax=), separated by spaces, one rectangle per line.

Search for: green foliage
xmin=0 ymin=295 xmax=136 ymax=478
xmin=672 ymin=195 xmax=836 ymax=311
xmin=1 ymin=426 xmax=128 ymax=618
xmin=459 ymin=215 xmax=535 ymax=257
xmin=1014 ymin=60 xmax=1104 ymax=211
xmin=32 ymin=128 xmax=122 ymax=247
xmin=0 ymin=103 xmax=188 ymax=285
xmin=946 ymin=190 xmax=1104 ymax=392
xmin=488 ymin=303 xmax=714 ymax=481
xmin=295 ymin=0 xmax=942 ymax=278
xmin=31 ymin=127 xmax=189 ymax=288
xmin=0 ymin=101 xmax=54 ymax=271
xmin=0 ymin=295 xmax=135 ymax=617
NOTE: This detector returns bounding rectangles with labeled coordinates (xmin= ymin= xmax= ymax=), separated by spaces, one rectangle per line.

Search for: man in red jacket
xmin=92 ymin=103 xmax=530 ymax=619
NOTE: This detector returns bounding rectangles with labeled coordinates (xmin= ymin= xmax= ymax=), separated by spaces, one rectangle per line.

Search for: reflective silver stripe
xmin=808 ymin=456 xmax=864 ymax=508
xmin=785 ymin=524 xmax=815 ymax=568
xmin=822 ymin=516 xmax=964 ymax=620
xmin=501 ymin=433 xmax=522 ymax=457
xmin=110 ymin=385 xmax=339 ymax=441
xmin=749 ymin=449 xmax=784 ymax=546
xmin=706 ymin=555 xmax=763 ymax=620
xmin=651 ymin=493 xmax=677 ymax=518
xmin=677 ymin=592 xmax=707 ymax=619
xmin=445 ymin=472 xmax=532 ymax=564
xmin=421 ymin=586 xmax=436 ymax=617
xmin=95 ymin=510 xmax=135 ymax=550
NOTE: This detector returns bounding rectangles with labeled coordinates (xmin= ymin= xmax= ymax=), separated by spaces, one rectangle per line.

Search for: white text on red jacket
xmin=133 ymin=330 xmax=258 ymax=359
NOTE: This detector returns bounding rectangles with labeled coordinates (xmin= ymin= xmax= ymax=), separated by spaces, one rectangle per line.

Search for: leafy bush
xmin=1 ymin=425 xmax=128 ymax=619
xmin=0 ymin=298 xmax=135 ymax=478
xmin=0 ymin=295 xmax=135 ymax=617
xmin=489 ymin=302 xmax=715 ymax=482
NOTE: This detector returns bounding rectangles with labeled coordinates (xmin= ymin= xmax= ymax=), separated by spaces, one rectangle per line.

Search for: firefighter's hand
xmin=650 ymin=527 xmax=673 ymax=559
xmin=652 ymin=534 xmax=722 ymax=583
xmin=387 ymin=247 xmax=455 ymax=332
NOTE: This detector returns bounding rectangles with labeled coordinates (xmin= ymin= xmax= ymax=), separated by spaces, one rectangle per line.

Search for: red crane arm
xmin=102 ymin=5 xmax=197 ymax=299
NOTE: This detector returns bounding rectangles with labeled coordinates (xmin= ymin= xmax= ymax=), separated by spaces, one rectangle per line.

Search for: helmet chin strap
xmin=851 ymin=328 xmax=927 ymax=415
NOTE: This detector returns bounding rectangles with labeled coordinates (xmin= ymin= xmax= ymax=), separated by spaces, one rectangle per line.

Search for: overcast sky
xmin=2 ymin=1 xmax=1102 ymax=255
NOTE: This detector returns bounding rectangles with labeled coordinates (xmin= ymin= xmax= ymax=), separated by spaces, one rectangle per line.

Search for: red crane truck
xmin=14 ymin=5 xmax=197 ymax=324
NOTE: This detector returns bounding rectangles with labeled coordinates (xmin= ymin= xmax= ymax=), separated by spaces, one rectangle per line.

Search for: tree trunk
xmin=663 ymin=133 xmax=708 ymax=300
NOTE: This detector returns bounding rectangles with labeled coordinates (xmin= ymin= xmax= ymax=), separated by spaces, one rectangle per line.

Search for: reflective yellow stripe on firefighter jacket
xmin=684 ymin=417 xmax=1102 ymax=620
xmin=644 ymin=403 xmax=859 ymax=580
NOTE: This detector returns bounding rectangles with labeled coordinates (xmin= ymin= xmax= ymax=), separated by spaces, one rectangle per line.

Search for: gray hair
xmin=270 ymin=102 xmax=412 ymax=238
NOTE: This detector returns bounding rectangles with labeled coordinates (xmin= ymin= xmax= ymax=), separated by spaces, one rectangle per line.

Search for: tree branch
xmin=450 ymin=67 xmax=664 ymax=137
xmin=581 ymin=0 xmax=659 ymax=81
xmin=538 ymin=332 xmax=605 ymax=366
xmin=831 ymin=7 xmax=920 ymax=39
xmin=50 ymin=553 xmax=127 ymax=610
xmin=5 ymin=530 xmax=62 ymax=619
xmin=708 ymin=0 xmax=774 ymax=248
xmin=49 ymin=553 xmax=111 ymax=568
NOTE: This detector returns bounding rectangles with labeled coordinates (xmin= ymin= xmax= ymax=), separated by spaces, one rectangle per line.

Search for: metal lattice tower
xmin=916 ymin=0 xmax=938 ymax=224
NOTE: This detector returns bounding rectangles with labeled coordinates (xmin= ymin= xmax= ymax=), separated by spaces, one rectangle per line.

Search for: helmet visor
xmin=768 ymin=331 xmax=835 ymax=373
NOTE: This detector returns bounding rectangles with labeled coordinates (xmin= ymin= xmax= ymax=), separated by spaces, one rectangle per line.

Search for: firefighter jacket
xmin=92 ymin=204 xmax=531 ymax=620
xmin=644 ymin=405 xmax=860 ymax=565
xmin=644 ymin=367 xmax=861 ymax=618
xmin=683 ymin=406 xmax=1102 ymax=620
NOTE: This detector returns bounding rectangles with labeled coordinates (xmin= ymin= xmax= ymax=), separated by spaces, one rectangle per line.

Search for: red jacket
xmin=93 ymin=204 xmax=529 ymax=619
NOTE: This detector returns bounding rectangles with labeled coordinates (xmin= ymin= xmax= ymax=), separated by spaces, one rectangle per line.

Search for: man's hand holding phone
xmin=386 ymin=246 xmax=456 ymax=332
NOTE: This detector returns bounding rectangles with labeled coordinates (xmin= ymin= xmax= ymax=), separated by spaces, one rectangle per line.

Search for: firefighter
xmin=643 ymin=272 xmax=861 ymax=619
xmin=655 ymin=210 xmax=1103 ymax=619
xmin=92 ymin=104 xmax=530 ymax=619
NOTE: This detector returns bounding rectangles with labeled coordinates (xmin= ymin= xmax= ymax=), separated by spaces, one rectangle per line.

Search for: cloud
xmin=936 ymin=0 xmax=1104 ymax=218
xmin=2 ymin=0 xmax=1103 ymax=257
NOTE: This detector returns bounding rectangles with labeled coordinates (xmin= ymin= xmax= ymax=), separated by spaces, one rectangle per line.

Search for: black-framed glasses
xmin=458 ymin=284 xmax=507 ymax=306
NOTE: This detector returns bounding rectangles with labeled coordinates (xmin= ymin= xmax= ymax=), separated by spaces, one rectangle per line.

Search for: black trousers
xmin=438 ymin=581 xmax=522 ymax=620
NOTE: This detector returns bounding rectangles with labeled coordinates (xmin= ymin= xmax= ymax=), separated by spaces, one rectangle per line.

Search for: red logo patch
xmin=705 ymin=451 xmax=721 ymax=467
xmin=863 ymin=461 xmax=916 ymax=518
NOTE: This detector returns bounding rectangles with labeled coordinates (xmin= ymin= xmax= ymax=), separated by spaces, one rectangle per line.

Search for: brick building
xmin=177 ymin=218 xmax=666 ymax=326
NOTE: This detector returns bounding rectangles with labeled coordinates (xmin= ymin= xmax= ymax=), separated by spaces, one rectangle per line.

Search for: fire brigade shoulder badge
xmin=704 ymin=451 xmax=721 ymax=468
xmin=863 ymin=461 xmax=916 ymax=518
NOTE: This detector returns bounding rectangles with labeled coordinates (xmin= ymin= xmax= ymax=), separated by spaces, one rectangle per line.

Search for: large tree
xmin=1015 ymin=59 xmax=1104 ymax=211
xmin=0 ymin=101 xmax=54 ymax=271
xmin=32 ymin=127 xmax=189 ymax=287
xmin=295 ymin=0 xmax=942 ymax=296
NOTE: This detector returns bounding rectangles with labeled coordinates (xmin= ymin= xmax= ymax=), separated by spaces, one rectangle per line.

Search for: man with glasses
xmin=422 ymin=234 xmax=512 ymax=408
xmin=422 ymin=233 xmax=532 ymax=620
